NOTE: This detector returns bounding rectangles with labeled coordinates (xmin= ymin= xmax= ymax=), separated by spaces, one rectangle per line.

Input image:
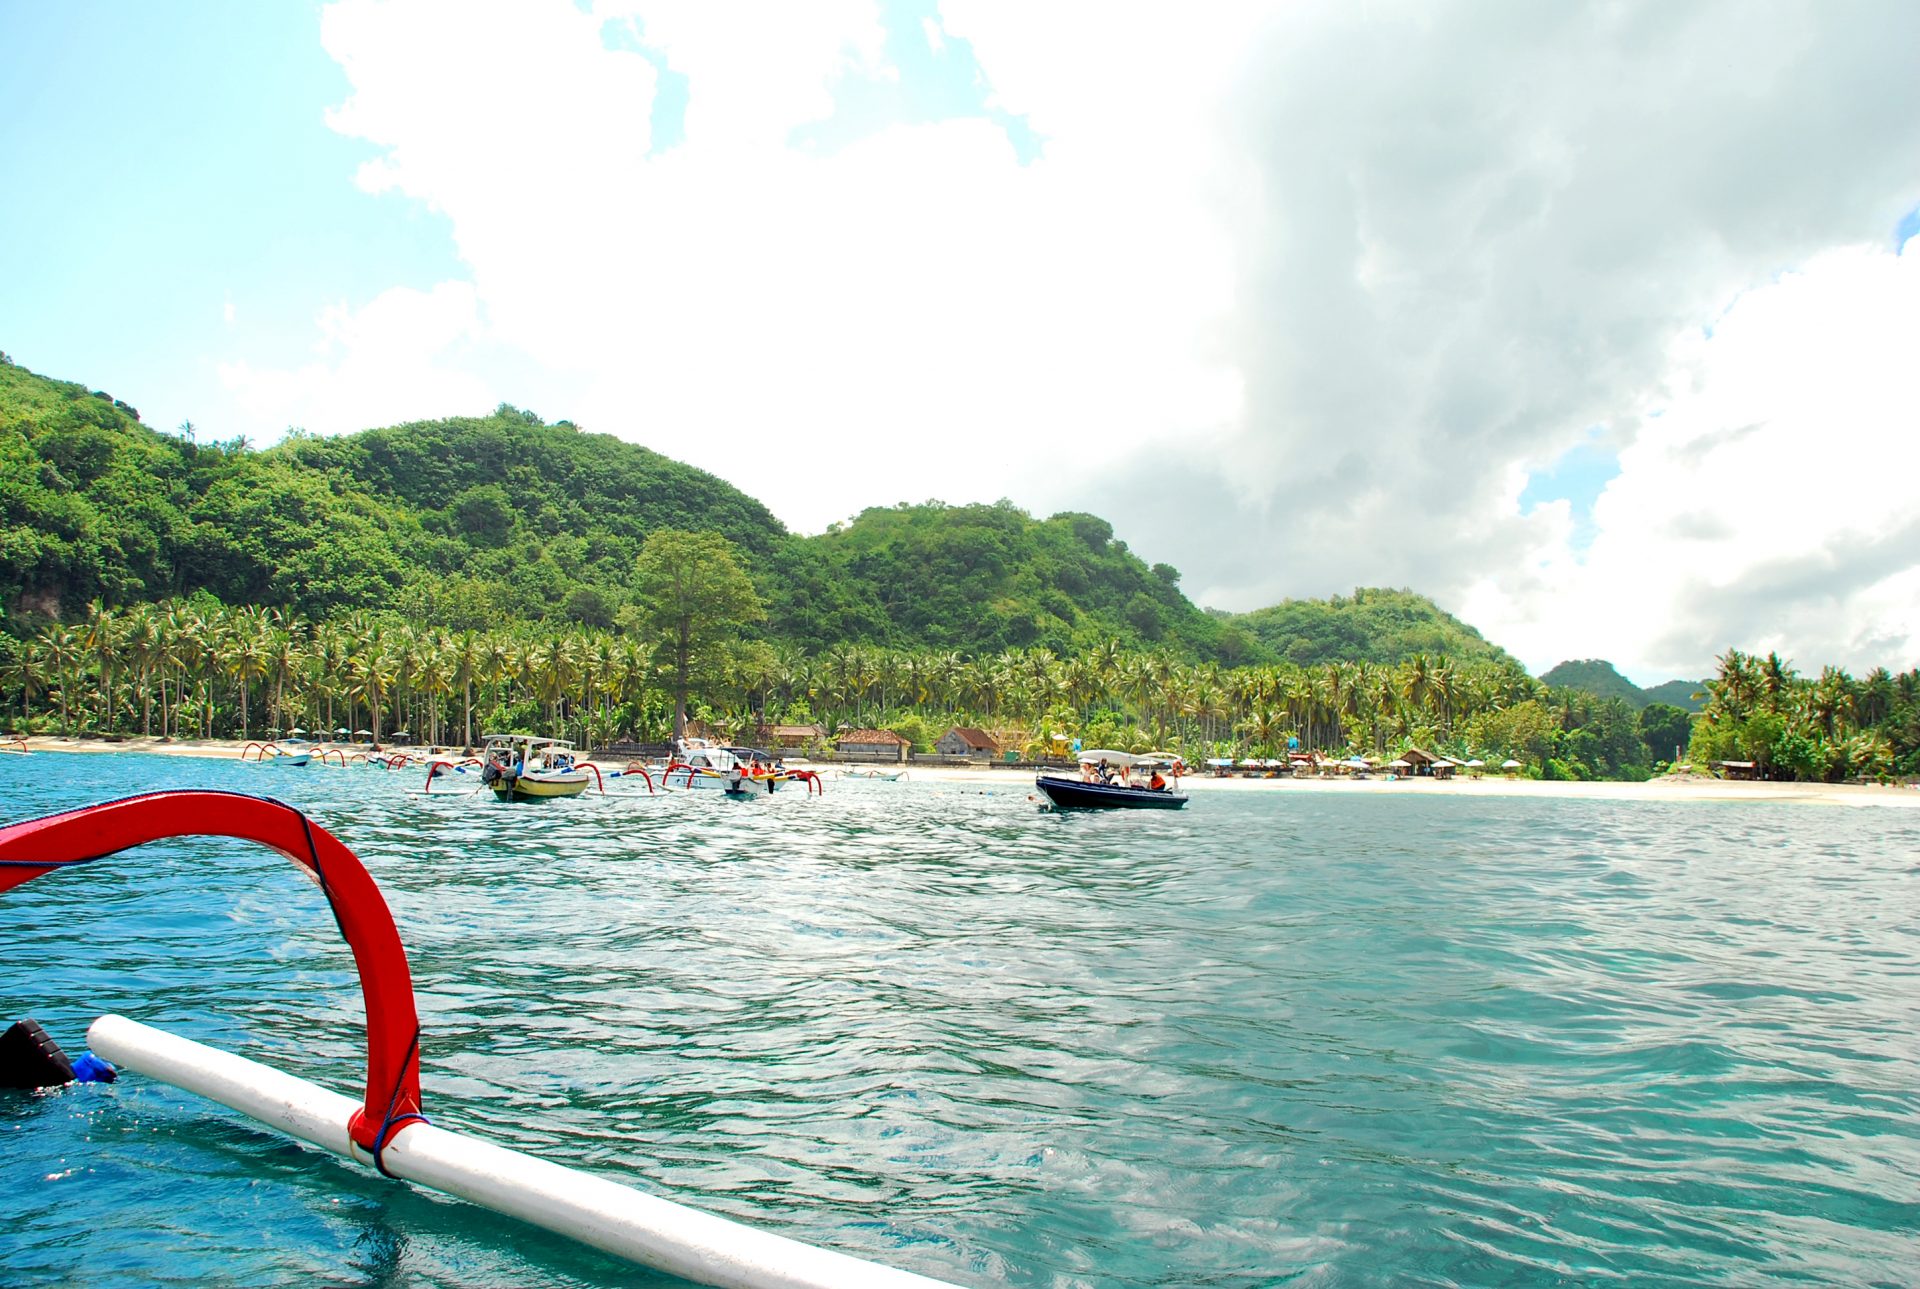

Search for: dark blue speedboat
xmin=1035 ymin=774 xmax=1189 ymax=810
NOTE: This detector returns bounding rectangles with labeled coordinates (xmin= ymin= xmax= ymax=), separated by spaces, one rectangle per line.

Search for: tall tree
xmin=628 ymin=530 xmax=765 ymax=740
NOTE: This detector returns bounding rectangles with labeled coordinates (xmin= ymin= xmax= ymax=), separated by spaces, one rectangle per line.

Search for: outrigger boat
xmin=478 ymin=734 xmax=600 ymax=802
xmin=0 ymin=792 xmax=952 ymax=1288
xmin=658 ymin=740 xmax=821 ymax=795
xmin=240 ymin=740 xmax=311 ymax=767
xmin=1035 ymin=749 xmax=1188 ymax=810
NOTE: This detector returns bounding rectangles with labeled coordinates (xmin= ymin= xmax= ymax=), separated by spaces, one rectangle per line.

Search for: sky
xmin=3 ymin=0 xmax=1918 ymax=685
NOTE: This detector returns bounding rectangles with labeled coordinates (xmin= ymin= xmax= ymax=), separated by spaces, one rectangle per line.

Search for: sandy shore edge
xmin=9 ymin=735 xmax=1918 ymax=809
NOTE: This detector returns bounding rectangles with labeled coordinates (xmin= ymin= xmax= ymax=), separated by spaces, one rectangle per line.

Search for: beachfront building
xmin=835 ymin=729 xmax=909 ymax=763
xmin=934 ymin=727 xmax=999 ymax=758
xmin=753 ymin=723 xmax=826 ymax=750
xmin=1399 ymin=747 xmax=1442 ymax=776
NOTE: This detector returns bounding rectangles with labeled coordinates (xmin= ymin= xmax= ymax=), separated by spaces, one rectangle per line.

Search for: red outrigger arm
xmin=0 ymin=790 xmax=421 ymax=1152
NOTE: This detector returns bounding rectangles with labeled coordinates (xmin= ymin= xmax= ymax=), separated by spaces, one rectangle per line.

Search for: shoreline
xmin=10 ymin=735 xmax=1919 ymax=809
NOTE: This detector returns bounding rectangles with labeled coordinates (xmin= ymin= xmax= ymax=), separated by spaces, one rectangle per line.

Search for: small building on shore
xmin=1399 ymin=746 xmax=1442 ymax=776
xmin=934 ymin=727 xmax=999 ymax=758
xmin=835 ymin=728 xmax=909 ymax=763
xmin=754 ymin=723 xmax=826 ymax=750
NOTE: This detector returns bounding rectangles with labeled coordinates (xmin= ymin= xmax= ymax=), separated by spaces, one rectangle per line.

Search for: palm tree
xmin=450 ymin=630 xmax=484 ymax=749
xmin=122 ymin=604 xmax=162 ymax=735
xmin=415 ymin=632 xmax=454 ymax=746
xmin=5 ymin=638 xmax=51 ymax=721
xmin=43 ymin=626 xmax=83 ymax=733
xmin=81 ymin=601 xmax=120 ymax=732
xmin=262 ymin=627 xmax=305 ymax=737
xmin=227 ymin=625 xmax=269 ymax=740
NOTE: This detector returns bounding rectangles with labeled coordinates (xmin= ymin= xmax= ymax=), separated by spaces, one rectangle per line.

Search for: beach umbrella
xmin=1389 ymin=758 xmax=1411 ymax=768
xmin=1465 ymin=758 xmax=1485 ymax=768
xmin=354 ymin=729 xmax=373 ymax=738
xmin=289 ymin=727 xmax=307 ymax=737
xmin=1502 ymin=758 xmax=1522 ymax=769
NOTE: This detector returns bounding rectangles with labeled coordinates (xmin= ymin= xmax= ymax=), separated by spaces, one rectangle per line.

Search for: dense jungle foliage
xmin=5 ymin=354 xmax=1916 ymax=780
xmin=1686 ymin=648 xmax=1920 ymax=782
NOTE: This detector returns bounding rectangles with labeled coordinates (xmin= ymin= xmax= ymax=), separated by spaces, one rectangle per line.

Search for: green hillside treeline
xmin=5 ymin=353 xmax=1918 ymax=781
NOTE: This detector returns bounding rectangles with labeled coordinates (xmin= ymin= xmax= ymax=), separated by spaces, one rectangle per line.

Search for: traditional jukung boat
xmin=0 ymin=792 xmax=952 ymax=1288
xmin=240 ymin=741 xmax=312 ymax=767
xmin=1035 ymin=750 xmax=1188 ymax=810
xmin=658 ymin=740 xmax=822 ymax=795
xmin=478 ymin=734 xmax=599 ymax=801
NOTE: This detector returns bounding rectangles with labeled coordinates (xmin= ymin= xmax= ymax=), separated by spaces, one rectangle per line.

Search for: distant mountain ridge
xmin=1541 ymin=659 xmax=1704 ymax=712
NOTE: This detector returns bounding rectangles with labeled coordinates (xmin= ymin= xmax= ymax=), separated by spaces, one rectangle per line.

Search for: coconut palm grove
xmin=5 ymin=354 xmax=1917 ymax=780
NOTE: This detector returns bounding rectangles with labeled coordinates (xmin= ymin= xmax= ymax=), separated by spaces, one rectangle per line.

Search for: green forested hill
xmin=0 ymin=355 xmax=1259 ymax=660
xmin=1540 ymin=659 xmax=1647 ymax=706
xmin=1540 ymin=660 xmax=1707 ymax=713
xmin=0 ymin=355 xmax=790 ymax=630
xmin=1230 ymin=587 xmax=1521 ymax=668
xmin=1642 ymin=679 xmax=1705 ymax=712
xmin=801 ymin=502 xmax=1262 ymax=659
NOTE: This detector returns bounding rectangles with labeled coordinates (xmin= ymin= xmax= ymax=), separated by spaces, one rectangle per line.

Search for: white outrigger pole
xmin=1 ymin=792 xmax=959 ymax=1289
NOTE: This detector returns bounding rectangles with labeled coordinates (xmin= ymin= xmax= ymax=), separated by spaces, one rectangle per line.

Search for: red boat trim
xmin=0 ymin=790 xmax=422 ymax=1151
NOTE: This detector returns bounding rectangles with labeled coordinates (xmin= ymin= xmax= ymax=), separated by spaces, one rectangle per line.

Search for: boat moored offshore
xmin=479 ymin=734 xmax=599 ymax=801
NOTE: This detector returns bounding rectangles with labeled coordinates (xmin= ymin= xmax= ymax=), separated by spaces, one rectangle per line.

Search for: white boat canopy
xmin=1077 ymin=749 xmax=1138 ymax=766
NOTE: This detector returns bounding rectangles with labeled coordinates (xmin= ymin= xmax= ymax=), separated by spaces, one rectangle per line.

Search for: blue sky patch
xmin=1519 ymin=437 xmax=1621 ymax=553
xmin=1897 ymin=204 xmax=1920 ymax=254
xmin=788 ymin=0 xmax=1041 ymax=161
xmin=599 ymin=18 xmax=688 ymax=154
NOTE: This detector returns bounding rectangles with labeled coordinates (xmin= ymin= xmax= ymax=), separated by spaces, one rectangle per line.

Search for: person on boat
xmin=1149 ymin=768 xmax=1168 ymax=792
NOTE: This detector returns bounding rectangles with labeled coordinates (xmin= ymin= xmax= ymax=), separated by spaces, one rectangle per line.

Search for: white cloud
xmin=221 ymin=0 xmax=1920 ymax=679
xmin=266 ymin=0 xmax=1243 ymax=534
xmin=1465 ymin=244 xmax=1920 ymax=680
xmin=220 ymin=281 xmax=493 ymax=433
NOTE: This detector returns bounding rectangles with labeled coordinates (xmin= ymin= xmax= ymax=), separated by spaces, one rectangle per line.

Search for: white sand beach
xmin=12 ymin=735 xmax=1919 ymax=809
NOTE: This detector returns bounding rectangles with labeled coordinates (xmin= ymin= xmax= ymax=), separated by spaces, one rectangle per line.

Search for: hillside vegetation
xmin=13 ymin=353 xmax=1909 ymax=781
xmin=1540 ymin=659 xmax=1706 ymax=713
xmin=0 ymin=355 xmax=1240 ymax=660
xmin=1230 ymin=587 xmax=1521 ymax=668
xmin=806 ymin=503 xmax=1254 ymax=660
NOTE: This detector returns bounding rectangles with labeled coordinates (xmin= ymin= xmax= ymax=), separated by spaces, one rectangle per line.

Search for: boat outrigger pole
xmin=0 ymin=791 xmax=957 ymax=1289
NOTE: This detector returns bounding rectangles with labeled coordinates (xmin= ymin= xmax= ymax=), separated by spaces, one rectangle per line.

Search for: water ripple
xmin=3 ymin=757 xmax=1919 ymax=1286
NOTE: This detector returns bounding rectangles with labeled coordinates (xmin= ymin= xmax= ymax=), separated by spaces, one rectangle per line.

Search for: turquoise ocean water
xmin=2 ymin=752 xmax=1917 ymax=1286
